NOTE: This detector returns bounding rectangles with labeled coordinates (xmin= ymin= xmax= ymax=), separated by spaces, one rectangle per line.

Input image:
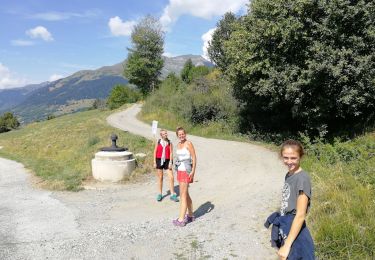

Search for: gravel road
xmin=0 ymin=104 xmax=284 ymax=260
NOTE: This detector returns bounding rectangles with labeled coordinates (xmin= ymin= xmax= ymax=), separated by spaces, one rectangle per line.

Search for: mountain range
xmin=0 ymin=55 xmax=212 ymax=123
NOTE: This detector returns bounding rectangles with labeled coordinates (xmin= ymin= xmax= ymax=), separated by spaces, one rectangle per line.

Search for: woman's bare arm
xmin=277 ymin=192 xmax=309 ymax=260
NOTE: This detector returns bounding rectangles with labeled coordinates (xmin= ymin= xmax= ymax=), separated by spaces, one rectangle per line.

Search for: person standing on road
xmin=172 ymin=127 xmax=197 ymax=227
xmin=268 ymin=140 xmax=315 ymax=260
xmin=153 ymin=129 xmax=179 ymax=202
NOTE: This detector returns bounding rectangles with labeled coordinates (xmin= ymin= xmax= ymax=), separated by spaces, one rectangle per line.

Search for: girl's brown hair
xmin=280 ymin=139 xmax=305 ymax=157
xmin=176 ymin=126 xmax=186 ymax=136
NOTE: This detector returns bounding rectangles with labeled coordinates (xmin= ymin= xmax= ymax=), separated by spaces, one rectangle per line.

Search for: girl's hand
xmin=189 ymin=172 xmax=195 ymax=183
xmin=168 ymin=162 xmax=172 ymax=170
xmin=153 ymin=162 xmax=157 ymax=169
xmin=277 ymin=244 xmax=290 ymax=260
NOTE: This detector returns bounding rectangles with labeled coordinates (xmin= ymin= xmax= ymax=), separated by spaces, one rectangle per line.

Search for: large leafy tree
xmin=124 ymin=15 xmax=164 ymax=95
xmin=207 ymin=12 xmax=238 ymax=73
xmin=226 ymin=0 xmax=375 ymax=138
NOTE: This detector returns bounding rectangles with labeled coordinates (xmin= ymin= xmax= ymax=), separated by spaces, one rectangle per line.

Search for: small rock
xmin=135 ymin=153 xmax=147 ymax=158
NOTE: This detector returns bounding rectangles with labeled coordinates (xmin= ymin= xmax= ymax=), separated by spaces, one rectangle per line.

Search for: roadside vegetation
xmin=106 ymin=84 xmax=141 ymax=110
xmin=0 ymin=107 xmax=153 ymax=191
xmin=0 ymin=112 xmax=20 ymax=133
xmin=302 ymin=134 xmax=375 ymax=259
xmin=140 ymin=68 xmax=243 ymax=141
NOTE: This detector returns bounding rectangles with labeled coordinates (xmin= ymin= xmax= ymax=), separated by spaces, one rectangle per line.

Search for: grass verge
xmin=0 ymin=107 xmax=154 ymax=191
xmin=138 ymin=108 xmax=272 ymax=148
xmin=302 ymin=134 xmax=375 ymax=259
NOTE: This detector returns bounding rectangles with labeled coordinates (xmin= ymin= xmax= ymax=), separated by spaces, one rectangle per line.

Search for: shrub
xmin=142 ymin=70 xmax=238 ymax=133
xmin=92 ymin=99 xmax=107 ymax=110
xmin=47 ymin=114 xmax=56 ymax=120
xmin=0 ymin=112 xmax=20 ymax=133
xmin=107 ymin=84 xmax=141 ymax=110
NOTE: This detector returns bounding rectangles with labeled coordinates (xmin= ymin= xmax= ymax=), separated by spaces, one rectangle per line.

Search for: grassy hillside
xmin=0 ymin=107 xmax=153 ymax=191
xmin=13 ymin=75 xmax=128 ymax=123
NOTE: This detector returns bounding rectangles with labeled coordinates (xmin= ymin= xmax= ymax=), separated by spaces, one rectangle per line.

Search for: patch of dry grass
xmin=0 ymin=107 xmax=153 ymax=191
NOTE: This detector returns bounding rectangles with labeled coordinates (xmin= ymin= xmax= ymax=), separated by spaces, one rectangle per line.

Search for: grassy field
xmin=0 ymin=107 xmax=154 ymax=191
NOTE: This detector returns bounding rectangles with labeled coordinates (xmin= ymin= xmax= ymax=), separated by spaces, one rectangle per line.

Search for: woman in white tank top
xmin=176 ymin=145 xmax=191 ymax=171
xmin=173 ymin=127 xmax=197 ymax=227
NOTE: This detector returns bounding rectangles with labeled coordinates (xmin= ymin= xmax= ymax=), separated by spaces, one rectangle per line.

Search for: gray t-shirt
xmin=280 ymin=170 xmax=311 ymax=216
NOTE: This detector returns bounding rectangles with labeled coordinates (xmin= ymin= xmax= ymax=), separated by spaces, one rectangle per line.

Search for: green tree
xmin=107 ymin=85 xmax=141 ymax=110
xmin=0 ymin=112 xmax=20 ymax=133
xmin=190 ymin=65 xmax=212 ymax=81
xmin=207 ymin=12 xmax=238 ymax=73
xmin=180 ymin=59 xmax=212 ymax=84
xmin=226 ymin=0 xmax=375 ymax=138
xmin=180 ymin=58 xmax=194 ymax=83
xmin=124 ymin=15 xmax=164 ymax=95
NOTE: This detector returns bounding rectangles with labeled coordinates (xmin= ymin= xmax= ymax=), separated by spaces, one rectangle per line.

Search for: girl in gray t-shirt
xmin=277 ymin=140 xmax=315 ymax=260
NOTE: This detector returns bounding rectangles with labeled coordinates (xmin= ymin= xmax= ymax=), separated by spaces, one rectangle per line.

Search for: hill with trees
xmin=2 ymin=55 xmax=211 ymax=123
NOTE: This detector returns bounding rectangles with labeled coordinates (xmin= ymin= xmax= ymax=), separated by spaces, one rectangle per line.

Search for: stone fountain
xmin=91 ymin=134 xmax=136 ymax=182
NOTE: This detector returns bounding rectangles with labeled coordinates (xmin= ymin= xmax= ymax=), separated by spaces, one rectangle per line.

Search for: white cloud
xmin=31 ymin=12 xmax=71 ymax=21
xmin=163 ymin=52 xmax=175 ymax=57
xmin=108 ymin=16 xmax=136 ymax=36
xmin=160 ymin=0 xmax=248 ymax=29
xmin=0 ymin=63 xmax=28 ymax=89
xmin=49 ymin=74 xmax=64 ymax=82
xmin=26 ymin=26 xmax=54 ymax=41
xmin=11 ymin=39 xmax=35 ymax=46
xmin=201 ymin=28 xmax=216 ymax=60
xmin=30 ymin=10 xmax=100 ymax=21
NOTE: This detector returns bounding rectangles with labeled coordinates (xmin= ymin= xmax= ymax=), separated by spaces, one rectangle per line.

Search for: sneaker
xmin=184 ymin=214 xmax=195 ymax=224
xmin=156 ymin=194 xmax=162 ymax=201
xmin=170 ymin=194 xmax=179 ymax=202
xmin=172 ymin=218 xmax=186 ymax=227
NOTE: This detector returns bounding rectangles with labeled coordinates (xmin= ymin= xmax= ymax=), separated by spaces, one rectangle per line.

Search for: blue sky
xmin=0 ymin=0 xmax=248 ymax=89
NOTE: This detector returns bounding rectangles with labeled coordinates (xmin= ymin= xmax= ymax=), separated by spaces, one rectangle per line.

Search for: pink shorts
xmin=177 ymin=171 xmax=192 ymax=183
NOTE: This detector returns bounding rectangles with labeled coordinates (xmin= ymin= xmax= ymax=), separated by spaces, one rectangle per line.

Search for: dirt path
xmin=0 ymin=104 xmax=284 ymax=260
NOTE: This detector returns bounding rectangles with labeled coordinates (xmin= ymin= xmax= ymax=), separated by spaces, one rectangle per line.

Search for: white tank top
xmin=176 ymin=144 xmax=191 ymax=171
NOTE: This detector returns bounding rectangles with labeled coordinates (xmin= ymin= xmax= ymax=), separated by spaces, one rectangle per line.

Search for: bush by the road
xmin=142 ymin=69 xmax=239 ymax=136
xmin=0 ymin=112 xmax=20 ymax=133
xmin=107 ymin=84 xmax=141 ymax=110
